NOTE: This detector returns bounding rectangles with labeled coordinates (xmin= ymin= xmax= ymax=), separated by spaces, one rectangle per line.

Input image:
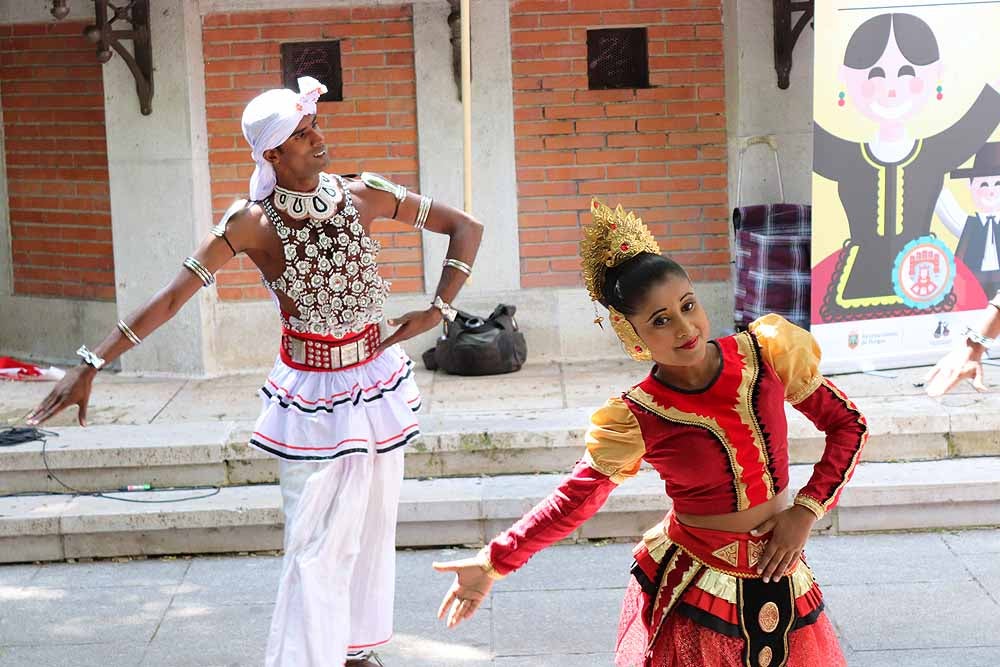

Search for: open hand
xmin=25 ymin=365 xmax=97 ymax=427
xmin=924 ymin=345 xmax=987 ymax=397
xmin=432 ymin=557 xmax=494 ymax=628
xmin=749 ymin=505 xmax=816 ymax=583
xmin=375 ymin=307 xmax=442 ymax=355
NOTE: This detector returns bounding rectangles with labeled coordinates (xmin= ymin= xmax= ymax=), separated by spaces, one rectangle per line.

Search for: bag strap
xmin=736 ymin=135 xmax=784 ymax=206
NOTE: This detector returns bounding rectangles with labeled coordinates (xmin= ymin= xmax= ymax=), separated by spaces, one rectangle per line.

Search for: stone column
xmin=103 ymin=0 xmax=217 ymax=375
xmin=413 ymin=0 xmax=521 ymax=294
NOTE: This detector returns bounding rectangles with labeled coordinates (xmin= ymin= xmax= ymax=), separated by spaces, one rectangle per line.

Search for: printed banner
xmin=811 ymin=1 xmax=1000 ymax=372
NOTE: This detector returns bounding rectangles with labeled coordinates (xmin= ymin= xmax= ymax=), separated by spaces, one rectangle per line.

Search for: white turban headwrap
xmin=241 ymin=76 xmax=328 ymax=201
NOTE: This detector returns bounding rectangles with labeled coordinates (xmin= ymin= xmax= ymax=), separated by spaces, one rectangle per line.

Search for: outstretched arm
xmin=26 ymin=207 xmax=255 ymax=426
xmin=925 ymin=293 xmax=1000 ymax=396
xmin=433 ymin=397 xmax=644 ymax=627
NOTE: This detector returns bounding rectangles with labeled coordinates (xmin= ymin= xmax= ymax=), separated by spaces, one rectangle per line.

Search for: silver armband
xmin=117 ymin=319 xmax=143 ymax=346
xmin=361 ymin=171 xmax=407 ymax=217
xmin=76 ymin=345 xmax=105 ymax=370
xmin=442 ymin=258 xmax=472 ymax=276
xmin=414 ymin=195 xmax=432 ymax=230
xmin=183 ymin=256 xmax=215 ymax=287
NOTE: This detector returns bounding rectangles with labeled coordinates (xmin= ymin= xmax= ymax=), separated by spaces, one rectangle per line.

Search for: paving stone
xmin=139 ymin=602 xmax=272 ymax=666
xmin=0 ymin=642 xmax=146 ymax=667
xmin=0 ymin=585 xmax=170 ymax=646
xmin=847 ymin=647 xmax=1000 ymax=667
xmin=804 ymin=533 xmax=958 ymax=585
xmin=822 ymin=581 xmax=1000 ymax=651
xmin=31 ymin=557 xmax=189 ymax=590
xmin=492 ymin=587 xmax=623 ymax=656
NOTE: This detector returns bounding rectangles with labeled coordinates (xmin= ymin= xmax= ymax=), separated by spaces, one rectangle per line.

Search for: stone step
xmin=3 ymin=457 xmax=1000 ymax=564
xmin=3 ymin=395 xmax=999 ymax=494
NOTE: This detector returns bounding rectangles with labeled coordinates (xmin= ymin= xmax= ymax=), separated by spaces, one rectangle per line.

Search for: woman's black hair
xmin=601 ymin=252 xmax=689 ymax=316
xmin=843 ymin=13 xmax=939 ymax=69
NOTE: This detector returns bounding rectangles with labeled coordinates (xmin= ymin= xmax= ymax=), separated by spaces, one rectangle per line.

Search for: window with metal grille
xmin=586 ymin=28 xmax=649 ymax=90
xmin=280 ymin=41 xmax=343 ymax=102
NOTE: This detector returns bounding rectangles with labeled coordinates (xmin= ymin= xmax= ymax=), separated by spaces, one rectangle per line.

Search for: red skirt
xmin=614 ymin=516 xmax=846 ymax=667
xmin=615 ymin=578 xmax=845 ymax=667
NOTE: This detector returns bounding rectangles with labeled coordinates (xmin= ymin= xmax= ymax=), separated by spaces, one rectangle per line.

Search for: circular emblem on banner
xmin=891 ymin=236 xmax=955 ymax=309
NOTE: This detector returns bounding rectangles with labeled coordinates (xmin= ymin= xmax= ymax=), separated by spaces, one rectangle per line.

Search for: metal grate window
xmin=281 ymin=41 xmax=343 ymax=102
xmin=586 ymin=28 xmax=649 ymax=90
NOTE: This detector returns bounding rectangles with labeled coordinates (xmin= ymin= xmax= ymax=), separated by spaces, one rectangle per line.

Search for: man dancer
xmin=27 ymin=76 xmax=483 ymax=666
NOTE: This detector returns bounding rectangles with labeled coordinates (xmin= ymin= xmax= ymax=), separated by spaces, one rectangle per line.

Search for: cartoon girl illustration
xmin=813 ymin=12 xmax=1000 ymax=321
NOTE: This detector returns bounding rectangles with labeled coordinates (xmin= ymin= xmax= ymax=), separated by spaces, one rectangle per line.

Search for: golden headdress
xmin=580 ymin=199 xmax=661 ymax=361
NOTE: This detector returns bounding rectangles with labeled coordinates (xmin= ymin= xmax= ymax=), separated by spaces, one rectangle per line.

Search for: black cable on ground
xmin=0 ymin=426 xmax=221 ymax=503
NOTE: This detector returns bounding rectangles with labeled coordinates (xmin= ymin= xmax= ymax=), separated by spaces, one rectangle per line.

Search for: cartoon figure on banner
xmin=935 ymin=143 xmax=1000 ymax=300
xmin=812 ymin=12 xmax=1000 ymax=322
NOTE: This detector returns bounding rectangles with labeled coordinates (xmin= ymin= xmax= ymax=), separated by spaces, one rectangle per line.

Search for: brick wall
xmin=202 ymin=6 xmax=422 ymax=300
xmin=510 ymin=0 xmax=728 ymax=287
xmin=1 ymin=21 xmax=114 ymax=300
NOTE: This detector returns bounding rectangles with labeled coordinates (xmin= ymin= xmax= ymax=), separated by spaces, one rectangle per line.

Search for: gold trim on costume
xmin=758 ymin=601 xmax=780 ymax=633
xmin=695 ymin=567 xmax=738 ymax=602
xmin=748 ymin=540 xmax=766 ymax=569
xmin=793 ymin=494 xmax=826 ymax=520
xmin=734 ymin=333 xmax=775 ymax=498
xmin=475 ymin=545 xmax=506 ymax=581
xmin=758 ymin=645 xmax=774 ymax=667
xmin=627 ymin=387 xmax=750 ymax=510
xmin=712 ymin=541 xmax=741 ymax=567
xmin=814 ymin=379 xmax=869 ymax=512
xmin=642 ymin=521 xmax=673 ymax=563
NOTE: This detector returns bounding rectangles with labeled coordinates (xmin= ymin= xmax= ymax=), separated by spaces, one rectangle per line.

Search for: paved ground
xmin=0 ymin=529 xmax=998 ymax=666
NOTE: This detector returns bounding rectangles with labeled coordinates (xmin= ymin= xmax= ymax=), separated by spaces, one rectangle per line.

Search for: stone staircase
xmin=3 ymin=362 xmax=1000 ymax=563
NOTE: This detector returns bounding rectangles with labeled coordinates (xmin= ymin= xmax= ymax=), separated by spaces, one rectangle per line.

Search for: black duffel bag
xmin=422 ymin=304 xmax=527 ymax=375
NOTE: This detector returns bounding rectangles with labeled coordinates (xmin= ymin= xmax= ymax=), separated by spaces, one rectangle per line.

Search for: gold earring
xmin=609 ymin=307 xmax=651 ymax=361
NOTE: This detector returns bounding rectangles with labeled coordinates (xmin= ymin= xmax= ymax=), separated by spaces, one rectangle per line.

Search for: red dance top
xmin=479 ymin=314 xmax=869 ymax=579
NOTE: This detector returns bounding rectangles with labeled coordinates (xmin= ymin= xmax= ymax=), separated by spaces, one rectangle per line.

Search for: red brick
xmin=546 ymin=165 xmax=606 ymax=180
xmin=544 ymin=134 xmax=606 ymax=151
xmin=575 ymin=118 xmax=636 ymax=133
xmin=667 ymin=130 xmax=726 ymax=146
xmin=608 ymin=134 xmax=668 ymax=148
xmin=521 ymin=273 xmax=578 ymax=288
xmin=546 ymin=104 xmax=608 ymax=120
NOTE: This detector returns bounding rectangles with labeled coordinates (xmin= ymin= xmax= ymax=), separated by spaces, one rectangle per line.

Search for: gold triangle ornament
xmin=580 ymin=198 xmax=661 ymax=362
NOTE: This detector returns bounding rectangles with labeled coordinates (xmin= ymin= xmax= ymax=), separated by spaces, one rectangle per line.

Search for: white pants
xmin=265 ymin=447 xmax=404 ymax=667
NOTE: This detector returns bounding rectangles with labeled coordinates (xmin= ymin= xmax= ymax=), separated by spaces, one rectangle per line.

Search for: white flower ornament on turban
xmin=241 ymin=76 xmax=328 ymax=201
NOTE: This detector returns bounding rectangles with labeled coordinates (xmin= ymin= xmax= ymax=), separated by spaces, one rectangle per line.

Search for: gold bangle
xmin=117 ymin=319 xmax=142 ymax=345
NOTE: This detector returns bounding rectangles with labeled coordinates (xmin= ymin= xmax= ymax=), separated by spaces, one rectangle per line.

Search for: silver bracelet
xmin=117 ymin=319 xmax=142 ymax=346
xmin=183 ymin=256 xmax=215 ymax=287
xmin=414 ymin=195 xmax=432 ymax=230
xmin=431 ymin=296 xmax=458 ymax=322
xmin=442 ymin=258 xmax=472 ymax=276
xmin=76 ymin=345 xmax=106 ymax=370
xmin=964 ymin=326 xmax=995 ymax=348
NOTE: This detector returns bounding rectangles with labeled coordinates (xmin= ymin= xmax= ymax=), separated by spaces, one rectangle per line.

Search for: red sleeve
xmin=484 ymin=459 xmax=618 ymax=576
xmin=791 ymin=378 xmax=869 ymax=518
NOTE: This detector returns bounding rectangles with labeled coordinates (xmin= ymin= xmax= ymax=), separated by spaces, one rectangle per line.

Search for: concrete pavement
xmin=0 ymin=530 xmax=998 ymax=666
